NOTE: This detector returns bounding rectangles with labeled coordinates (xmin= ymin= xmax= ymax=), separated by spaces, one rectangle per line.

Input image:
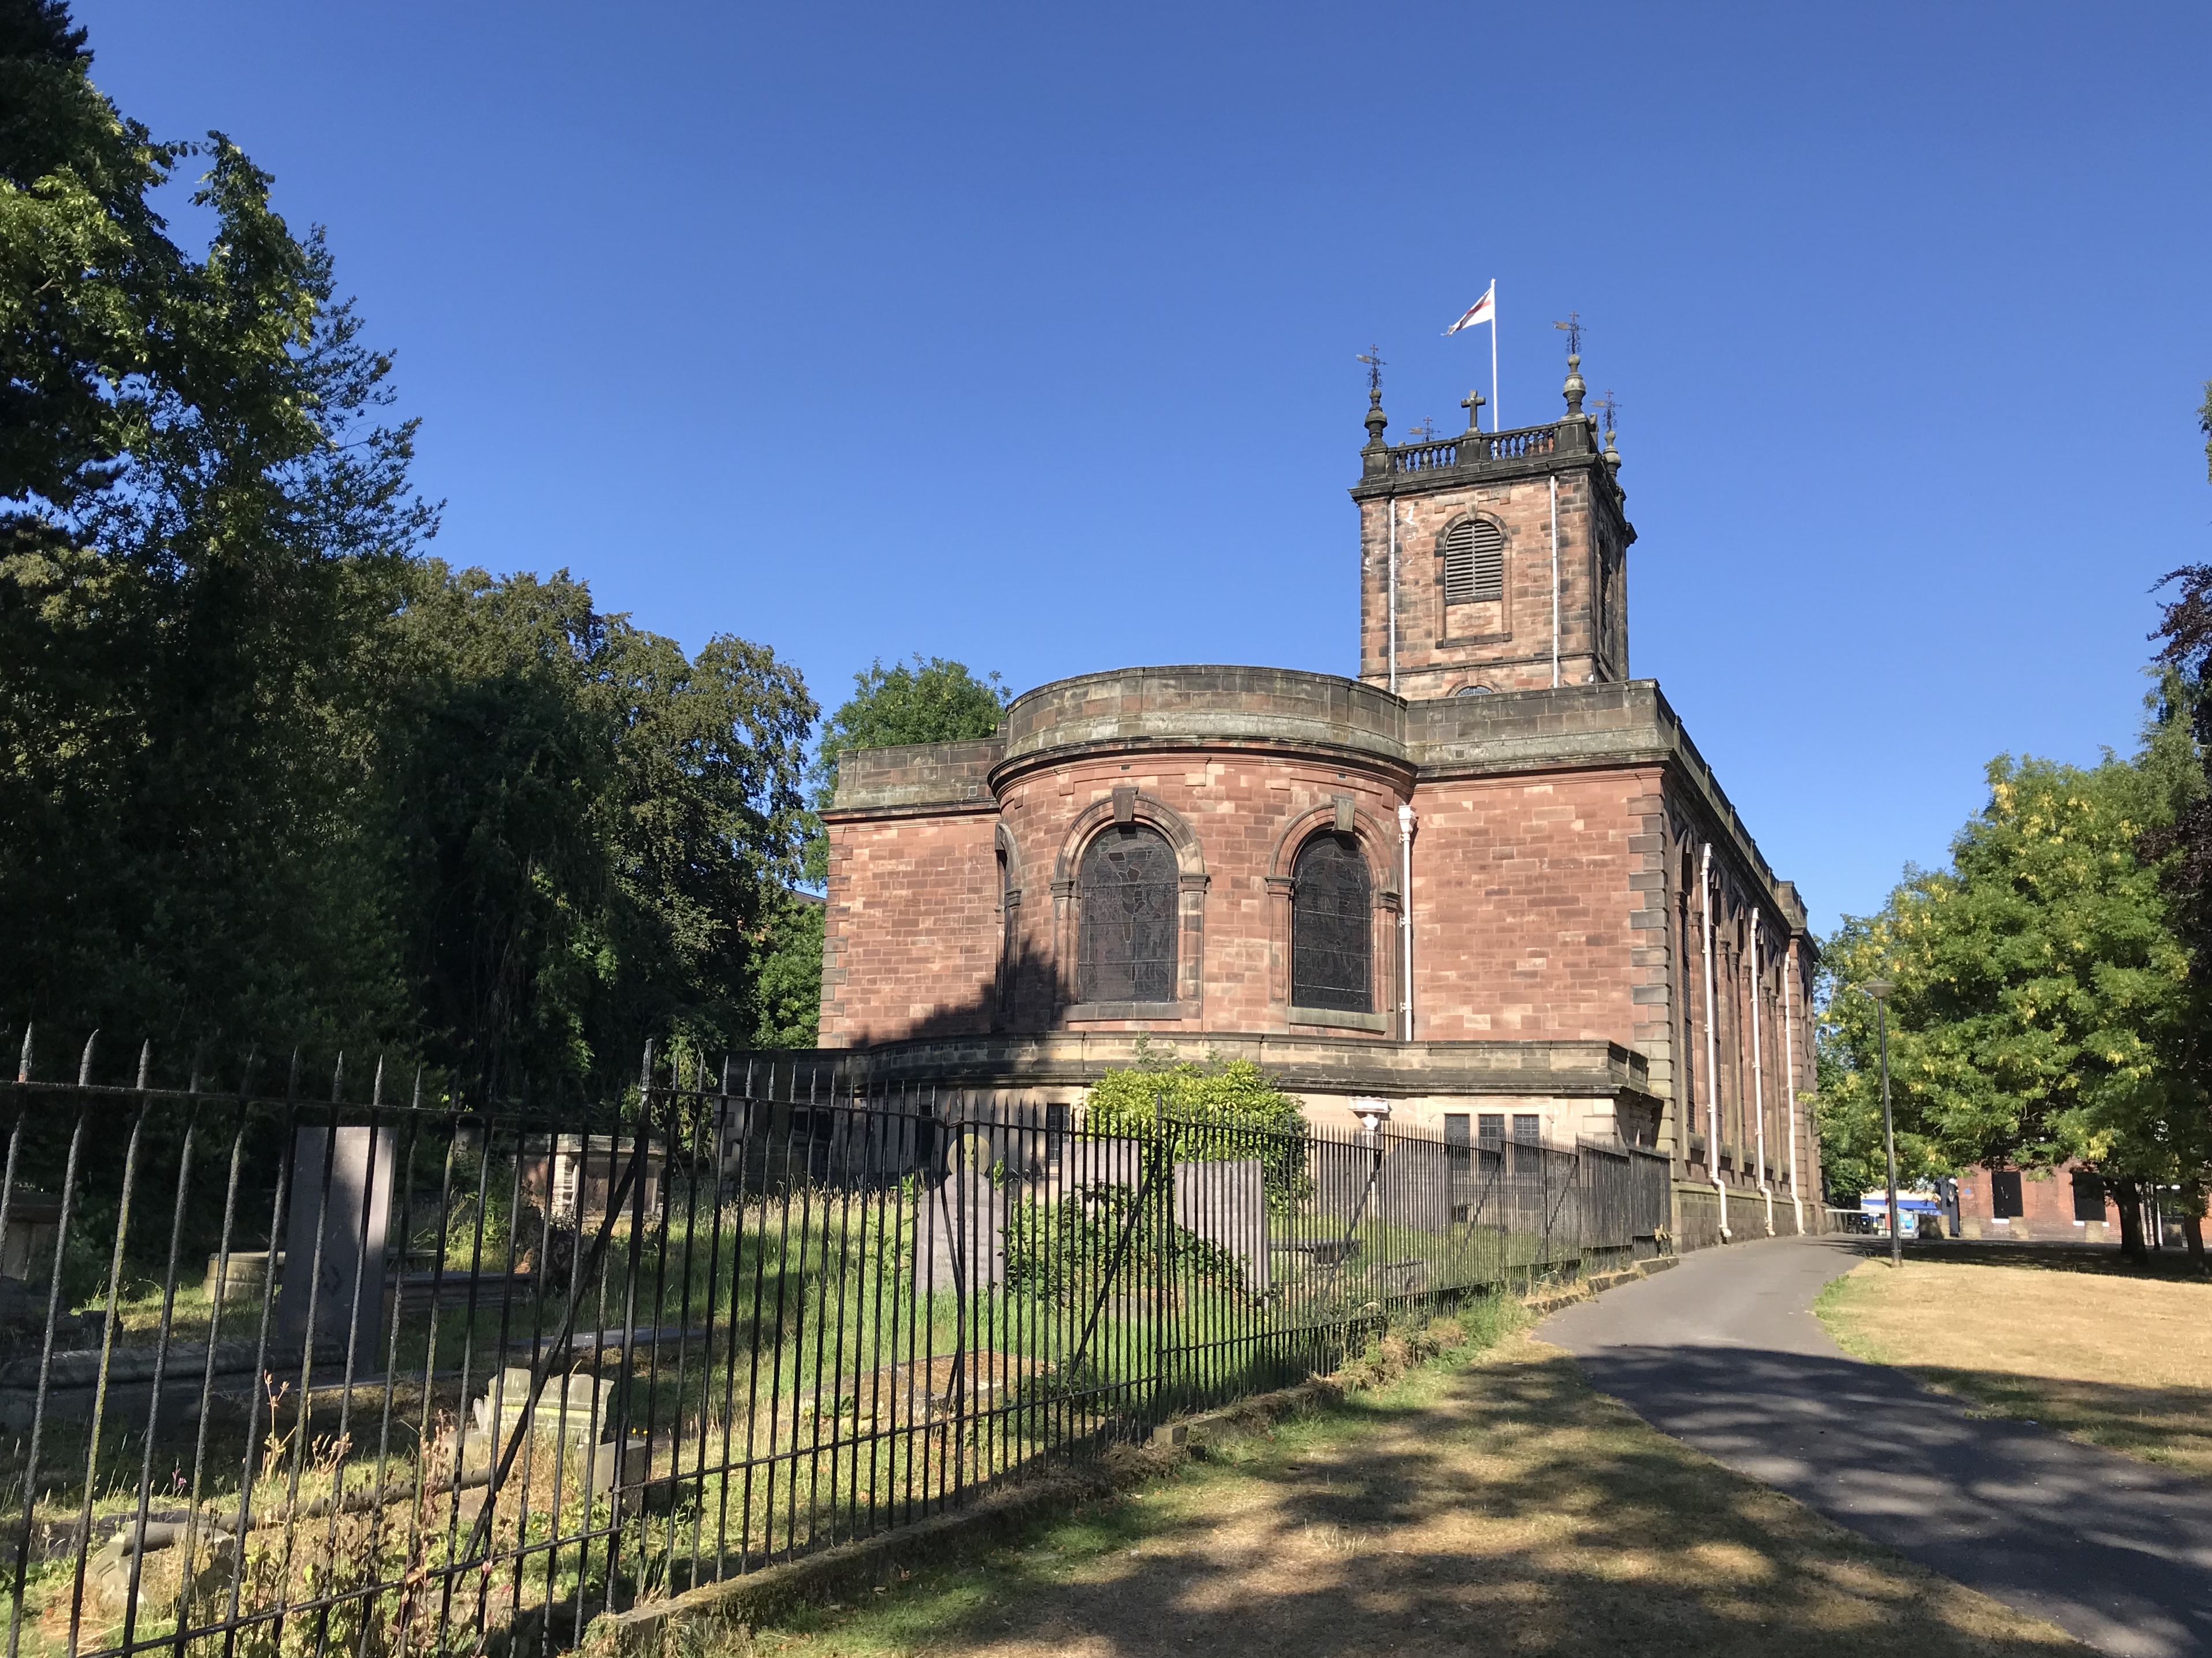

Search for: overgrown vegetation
xmin=0 ymin=3 xmax=818 ymax=1095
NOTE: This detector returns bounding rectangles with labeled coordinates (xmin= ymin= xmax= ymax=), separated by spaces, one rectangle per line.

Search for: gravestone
xmin=917 ymin=1155 xmax=1009 ymax=1296
xmin=1172 ymin=1159 xmax=1271 ymax=1293
xmin=277 ymin=1127 xmax=395 ymax=1369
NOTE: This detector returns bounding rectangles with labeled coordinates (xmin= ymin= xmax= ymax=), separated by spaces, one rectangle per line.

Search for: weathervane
xmin=1356 ymin=345 xmax=1386 ymax=399
xmin=1593 ymin=388 xmax=1619 ymax=438
xmin=1406 ymin=416 xmax=1437 ymax=441
xmin=1552 ymin=311 xmax=1584 ymax=359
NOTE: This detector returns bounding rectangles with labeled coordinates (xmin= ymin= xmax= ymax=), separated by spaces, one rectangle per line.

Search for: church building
xmin=810 ymin=354 xmax=1820 ymax=1242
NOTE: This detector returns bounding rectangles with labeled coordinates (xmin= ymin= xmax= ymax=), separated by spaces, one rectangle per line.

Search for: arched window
xmin=1443 ymin=518 xmax=1505 ymax=604
xmin=995 ymin=845 xmax=1016 ymax=1020
xmin=1077 ymin=824 xmax=1179 ymax=1003
xmin=1292 ymin=833 xmax=1372 ymax=1012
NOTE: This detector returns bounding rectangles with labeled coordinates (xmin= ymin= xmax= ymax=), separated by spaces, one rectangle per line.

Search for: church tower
xmin=1348 ymin=354 xmax=1633 ymax=700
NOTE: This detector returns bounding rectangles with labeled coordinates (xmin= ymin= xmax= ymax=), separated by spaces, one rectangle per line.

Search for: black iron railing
xmin=0 ymin=1036 xmax=1668 ymax=1658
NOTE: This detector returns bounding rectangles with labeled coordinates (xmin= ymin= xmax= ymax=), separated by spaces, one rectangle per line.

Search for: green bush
xmin=1084 ymin=1053 xmax=1309 ymax=1212
xmin=1001 ymin=1181 xmax=1249 ymax=1308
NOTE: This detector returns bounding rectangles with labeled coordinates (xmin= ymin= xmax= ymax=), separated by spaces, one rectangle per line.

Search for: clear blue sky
xmin=76 ymin=1 xmax=2212 ymax=934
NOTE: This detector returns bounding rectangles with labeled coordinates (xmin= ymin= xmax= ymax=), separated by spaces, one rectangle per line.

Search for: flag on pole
xmin=1445 ymin=282 xmax=1495 ymax=336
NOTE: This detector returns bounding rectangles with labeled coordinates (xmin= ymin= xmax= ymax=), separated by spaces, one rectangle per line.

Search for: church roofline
xmin=824 ymin=666 xmax=1807 ymax=937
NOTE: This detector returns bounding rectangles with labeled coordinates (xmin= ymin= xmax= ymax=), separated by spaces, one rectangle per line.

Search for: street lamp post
xmin=1859 ymin=980 xmax=1899 ymax=1267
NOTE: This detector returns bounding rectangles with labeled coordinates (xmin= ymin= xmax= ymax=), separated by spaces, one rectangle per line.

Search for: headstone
xmin=917 ymin=1168 xmax=1009 ymax=1296
xmin=277 ymin=1127 xmax=395 ymax=1369
xmin=1173 ymin=1159 xmax=1271 ymax=1293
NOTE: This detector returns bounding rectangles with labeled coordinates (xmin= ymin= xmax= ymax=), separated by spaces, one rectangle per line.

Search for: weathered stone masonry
xmin=809 ymin=358 xmax=1821 ymax=1236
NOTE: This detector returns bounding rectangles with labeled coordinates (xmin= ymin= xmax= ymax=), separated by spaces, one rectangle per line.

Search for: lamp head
xmin=1347 ymin=1097 xmax=1393 ymax=1141
xmin=1862 ymin=979 xmax=1893 ymax=1005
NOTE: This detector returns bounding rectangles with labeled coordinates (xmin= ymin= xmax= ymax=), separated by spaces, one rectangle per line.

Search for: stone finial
xmin=1604 ymin=424 xmax=1620 ymax=470
xmin=1563 ymin=353 xmax=1586 ymax=417
xmin=1460 ymin=389 xmax=1485 ymax=433
xmin=1363 ymin=389 xmax=1388 ymax=441
xmin=1358 ymin=346 xmax=1388 ymax=455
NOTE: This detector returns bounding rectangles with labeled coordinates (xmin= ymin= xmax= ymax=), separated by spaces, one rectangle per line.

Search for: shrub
xmin=1084 ymin=1053 xmax=1309 ymax=1213
xmin=1001 ymin=1181 xmax=1248 ymax=1308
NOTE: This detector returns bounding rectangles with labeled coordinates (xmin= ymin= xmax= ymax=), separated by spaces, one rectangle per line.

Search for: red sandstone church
xmin=811 ymin=356 xmax=1821 ymax=1243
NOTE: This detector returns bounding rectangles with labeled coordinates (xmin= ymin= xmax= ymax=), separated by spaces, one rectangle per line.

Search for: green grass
xmin=749 ymin=1292 xmax=1530 ymax=1656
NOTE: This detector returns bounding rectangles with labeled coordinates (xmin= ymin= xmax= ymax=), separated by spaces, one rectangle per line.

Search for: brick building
xmin=808 ymin=357 xmax=1821 ymax=1243
xmin=1953 ymin=1162 xmax=2117 ymax=1243
xmin=1948 ymin=1161 xmax=2203 ymax=1246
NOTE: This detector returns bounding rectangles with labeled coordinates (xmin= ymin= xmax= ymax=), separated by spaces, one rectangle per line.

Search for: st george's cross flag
xmin=1445 ymin=282 xmax=1495 ymax=336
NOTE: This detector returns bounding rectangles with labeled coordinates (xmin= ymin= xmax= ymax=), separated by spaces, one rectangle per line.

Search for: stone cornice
xmin=1347 ymin=415 xmax=1635 ymax=551
xmin=745 ymin=1032 xmax=1659 ymax=1104
xmin=824 ymin=672 xmax=1807 ymax=938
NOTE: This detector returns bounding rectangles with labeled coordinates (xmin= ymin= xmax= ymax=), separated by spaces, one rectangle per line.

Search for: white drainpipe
xmin=1548 ymin=475 xmax=1560 ymax=688
xmin=1386 ymin=496 xmax=1399 ymax=695
xmin=1783 ymin=939 xmax=1805 ymax=1235
xmin=1750 ymin=907 xmax=1774 ymax=1236
xmin=1398 ymin=804 xmax=1417 ymax=1041
xmin=1700 ymin=842 xmax=1730 ymax=1240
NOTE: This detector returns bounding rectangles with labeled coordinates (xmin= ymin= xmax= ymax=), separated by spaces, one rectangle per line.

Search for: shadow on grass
xmin=1838 ymin=1238 xmax=2211 ymax=1281
xmin=1897 ymin=1365 xmax=2212 ymax=1478
xmin=751 ymin=1341 xmax=2087 ymax=1658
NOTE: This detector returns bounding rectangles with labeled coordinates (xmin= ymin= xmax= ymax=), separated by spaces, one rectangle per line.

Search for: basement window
xmin=2070 ymin=1170 xmax=2105 ymax=1223
xmin=1990 ymin=1170 xmax=2024 ymax=1219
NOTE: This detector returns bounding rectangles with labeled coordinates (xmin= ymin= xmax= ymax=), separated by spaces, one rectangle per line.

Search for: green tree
xmin=1 ymin=5 xmax=821 ymax=1097
xmin=811 ymin=655 xmax=1009 ymax=797
xmin=378 ymin=564 xmax=814 ymax=1098
xmin=1819 ymin=697 xmax=2202 ymax=1258
xmin=2137 ymin=376 xmax=2212 ymax=1262
xmin=1 ymin=1 xmax=431 ymax=1049
xmin=753 ymin=655 xmax=1011 ymax=1050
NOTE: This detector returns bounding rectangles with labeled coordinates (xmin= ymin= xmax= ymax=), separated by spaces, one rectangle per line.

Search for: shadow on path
xmin=1542 ymin=1239 xmax=2212 ymax=1658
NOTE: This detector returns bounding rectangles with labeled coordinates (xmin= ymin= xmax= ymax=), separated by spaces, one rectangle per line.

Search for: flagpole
xmin=1489 ymin=278 xmax=1499 ymax=432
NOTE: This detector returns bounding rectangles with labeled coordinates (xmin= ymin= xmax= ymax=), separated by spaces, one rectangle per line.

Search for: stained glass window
xmin=1291 ymin=833 xmax=1371 ymax=1012
xmin=1077 ymin=825 xmax=1179 ymax=1003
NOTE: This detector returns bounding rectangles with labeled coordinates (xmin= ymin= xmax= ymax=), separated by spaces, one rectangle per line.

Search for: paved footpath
xmin=1539 ymin=1235 xmax=2212 ymax=1657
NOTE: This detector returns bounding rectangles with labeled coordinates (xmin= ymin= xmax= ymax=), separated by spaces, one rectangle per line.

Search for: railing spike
xmin=136 ymin=1039 xmax=151 ymax=1090
xmin=15 ymin=1024 xmax=29 ymax=1084
xmin=410 ymin=1065 xmax=424 ymax=1110
xmin=287 ymin=1046 xmax=302 ymax=1099
xmin=371 ymin=1054 xmax=386 ymax=1109
xmin=187 ymin=1040 xmax=205 ymax=1095
xmin=77 ymin=1029 xmax=98 ymax=1085
xmin=330 ymin=1051 xmax=345 ymax=1104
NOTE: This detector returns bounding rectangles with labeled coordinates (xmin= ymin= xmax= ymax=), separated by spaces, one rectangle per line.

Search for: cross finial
xmin=1460 ymin=388 xmax=1485 ymax=432
xmin=1593 ymin=388 xmax=1619 ymax=439
xmin=1552 ymin=312 xmax=1583 ymax=358
xmin=1356 ymin=345 xmax=1385 ymax=403
xmin=1359 ymin=347 xmax=1391 ymax=460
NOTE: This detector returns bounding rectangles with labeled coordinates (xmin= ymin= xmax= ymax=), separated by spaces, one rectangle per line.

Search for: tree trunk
xmin=2110 ymin=1176 xmax=2149 ymax=1265
xmin=2183 ymin=1184 xmax=2207 ymax=1274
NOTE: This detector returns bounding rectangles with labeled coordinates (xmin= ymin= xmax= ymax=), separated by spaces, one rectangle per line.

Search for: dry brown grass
xmin=736 ymin=1328 xmax=2087 ymax=1657
xmin=1816 ymin=1258 xmax=2212 ymax=1481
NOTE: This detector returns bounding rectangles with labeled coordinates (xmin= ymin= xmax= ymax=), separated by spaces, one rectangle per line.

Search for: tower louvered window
xmin=1443 ymin=519 xmax=1505 ymax=604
